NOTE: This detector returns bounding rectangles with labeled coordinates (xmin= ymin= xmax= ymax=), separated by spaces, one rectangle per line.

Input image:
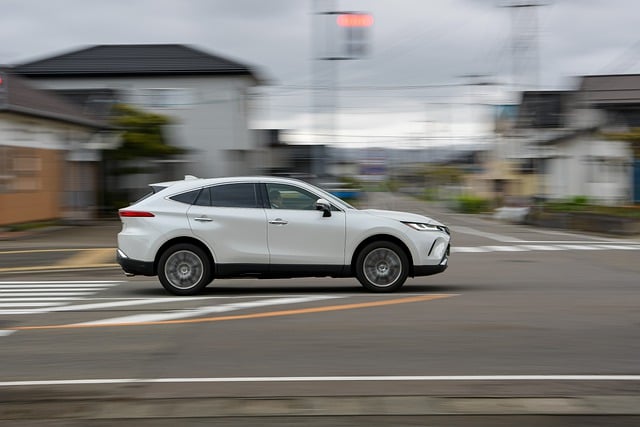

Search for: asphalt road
xmin=1 ymin=192 xmax=639 ymax=425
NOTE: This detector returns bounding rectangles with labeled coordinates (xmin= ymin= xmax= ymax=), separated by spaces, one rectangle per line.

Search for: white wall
xmin=30 ymin=75 xmax=258 ymax=180
xmin=545 ymin=136 xmax=632 ymax=204
xmin=0 ymin=113 xmax=98 ymax=151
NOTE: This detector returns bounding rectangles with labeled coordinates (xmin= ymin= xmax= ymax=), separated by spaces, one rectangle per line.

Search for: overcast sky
xmin=2 ymin=0 xmax=640 ymax=147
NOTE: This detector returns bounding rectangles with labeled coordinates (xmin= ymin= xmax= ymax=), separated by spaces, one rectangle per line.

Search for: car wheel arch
xmin=154 ymin=236 xmax=215 ymax=275
xmin=350 ymin=234 xmax=414 ymax=277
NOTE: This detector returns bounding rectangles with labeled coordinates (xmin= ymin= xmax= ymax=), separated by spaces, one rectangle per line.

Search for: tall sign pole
xmin=312 ymin=1 xmax=372 ymax=180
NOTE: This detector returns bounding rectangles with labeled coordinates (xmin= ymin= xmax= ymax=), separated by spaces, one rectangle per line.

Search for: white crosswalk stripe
xmin=0 ymin=281 xmax=122 ymax=315
xmin=452 ymin=244 xmax=640 ymax=254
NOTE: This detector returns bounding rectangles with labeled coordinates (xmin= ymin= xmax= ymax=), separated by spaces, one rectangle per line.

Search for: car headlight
xmin=403 ymin=222 xmax=449 ymax=234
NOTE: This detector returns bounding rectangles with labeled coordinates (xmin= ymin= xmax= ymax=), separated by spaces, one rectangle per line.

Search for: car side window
xmin=170 ymin=189 xmax=201 ymax=205
xmin=266 ymin=183 xmax=318 ymax=210
xmin=210 ymin=183 xmax=258 ymax=208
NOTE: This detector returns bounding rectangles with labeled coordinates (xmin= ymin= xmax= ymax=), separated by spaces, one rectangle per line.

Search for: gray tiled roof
xmin=0 ymin=69 xmax=108 ymax=128
xmin=14 ymin=44 xmax=258 ymax=78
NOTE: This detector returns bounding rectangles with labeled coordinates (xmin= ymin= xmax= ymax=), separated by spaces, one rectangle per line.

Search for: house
xmin=13 ymin=44 xmax=265 ymax=186
xmin=498 ymin=82 xmax=636 ymax=206
xmin=576 ymin=74 xmax=640 ymax=203
xmin=0 ymin=70 xmax=114 ymax=226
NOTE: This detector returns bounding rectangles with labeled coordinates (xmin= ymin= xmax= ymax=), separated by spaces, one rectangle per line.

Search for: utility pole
xmin=501 ymin=1 xmax=546 ymax=92
xmin=311 ymin=0 xmax=372 ymax=180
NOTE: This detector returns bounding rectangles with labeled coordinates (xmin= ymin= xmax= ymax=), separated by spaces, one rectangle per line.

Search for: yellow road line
xmin=0 ymin=248 xmax=117 ymax=273
xmin=56 ymin=248 xmax=115 ymax=268
xmin=13 ymin=294 xmax=456 ymax=331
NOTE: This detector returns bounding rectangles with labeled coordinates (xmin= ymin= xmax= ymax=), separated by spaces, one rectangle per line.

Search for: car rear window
xmin=170 ymin=189 xmax=200 ymax=205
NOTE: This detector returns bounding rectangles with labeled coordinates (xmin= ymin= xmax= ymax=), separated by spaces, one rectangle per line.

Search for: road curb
xmin=2 ymin=395 xmax=640 ymax=420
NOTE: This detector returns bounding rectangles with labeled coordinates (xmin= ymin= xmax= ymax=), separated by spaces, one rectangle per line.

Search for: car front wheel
xmin=158 ymin=243 xmax=212 ymax=295
xmin=355 ymin=241 xmax=408 ymax=292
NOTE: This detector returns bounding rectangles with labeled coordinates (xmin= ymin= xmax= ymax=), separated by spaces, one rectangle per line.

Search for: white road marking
xmin=0 ymin=330 xmax=16 ymax=337
xmin=0 ymin=281 xmax=121 ymax=284
xmin=0 ymin=297 xmax=85 ymax=302
xmin=0 ymin=295 xmax=368 ymax=315
xmin=519 ymin=245 xmax=564 ymax=251
xmin=451 ymin=226 xmax=524 ymax=242
xmin=452 ymin=243 xmax=640 ymax=253
xmin=0 ymin=288 xmax=108 ymax=292
xmin=0 ymin=302 xmax=66 ymax=308
xmin=0 ymin=297 xmax=190 ymax=315
xmin=483 ymin=246 xmax=528 ymax=252
xmin=0 ymin=281 xmax=122 ymax=315
xmin=510 ymin=240 xmax=639 ymax=244
xmin=594 ymin=245 xmax=635 ymax=250
xmin=0 ymin=292 xmax=91 ymax=297
xmin=557 ymin=245 xmax=601 ymax=250
xmin=451 ymin=247 xmax=490 ymax=253
xmin=0 ymin=284 xmax=114 ymax=288
xmin=1 ymin=375 xmax=640 ymax=387
xmin=76 ymin=296 xmax=341 ymax=326
xmin=594 ymin=244 xmax=640 ymax=250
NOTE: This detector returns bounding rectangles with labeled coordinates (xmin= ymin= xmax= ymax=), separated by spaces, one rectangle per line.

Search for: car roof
xmin=150 ymin=175 xmax=312 ymax=193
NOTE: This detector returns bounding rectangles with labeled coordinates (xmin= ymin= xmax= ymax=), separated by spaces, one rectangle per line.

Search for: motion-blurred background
xmin=1 ymin=0 xmax=639 ymax=232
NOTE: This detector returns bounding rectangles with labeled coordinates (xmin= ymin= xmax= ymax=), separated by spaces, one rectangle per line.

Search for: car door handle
xmin=269 ymin=218 xmax=288 ymax=225
xmin=194 ymin=217 xmax=213 ymax=222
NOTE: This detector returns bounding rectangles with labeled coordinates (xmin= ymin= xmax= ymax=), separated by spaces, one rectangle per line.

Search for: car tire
xmin=355 ymin=241 xmax=409 ymax=292
xmin=158 ymin=243 xmax=213 ymax=296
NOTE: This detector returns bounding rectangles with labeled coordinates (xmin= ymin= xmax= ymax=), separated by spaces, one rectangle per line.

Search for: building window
xmin=140 ymin=88 xmax=193 ymax=109
xmin=0 ymin=147 xmax=42 ymax=193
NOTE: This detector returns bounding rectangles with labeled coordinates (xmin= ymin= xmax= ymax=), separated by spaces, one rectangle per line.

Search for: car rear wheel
xmin=355 ymin=241 xmax=408 ymax=292
xmin=158 ymin=243 xmax=212 ymax=295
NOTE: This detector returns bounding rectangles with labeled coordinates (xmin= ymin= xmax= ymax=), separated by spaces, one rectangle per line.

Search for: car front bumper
xmin=412 ymin=243 xmax=449 ymax=277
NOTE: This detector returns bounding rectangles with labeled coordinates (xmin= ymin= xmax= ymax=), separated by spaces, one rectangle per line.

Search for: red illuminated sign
xmin=337 ymin=13 xmax=373 ymax=27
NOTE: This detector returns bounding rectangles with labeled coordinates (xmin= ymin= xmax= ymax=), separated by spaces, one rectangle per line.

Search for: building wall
xmin=0 ymin=114 xmax=100 ymax=225
xmin=0 ymin=147 xmax=63 ymax=225
xmin=546 ymin=137 xmax=632 ymax=204
xmin=30 ymin=75 xmax=258 ymax=181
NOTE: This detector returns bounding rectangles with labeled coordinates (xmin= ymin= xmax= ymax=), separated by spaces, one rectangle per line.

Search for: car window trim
xmin=260 ymin=182 xmax=344 ymax=213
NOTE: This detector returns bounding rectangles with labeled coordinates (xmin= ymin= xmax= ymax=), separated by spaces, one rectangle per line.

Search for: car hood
xmin=362 ymin=209 xmax=446 ymax=227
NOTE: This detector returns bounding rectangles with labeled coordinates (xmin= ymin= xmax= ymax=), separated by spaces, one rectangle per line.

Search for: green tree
xmin=108 ymin=104 xmax=184 ymax=161
xmin=105 ymin=104 xmax=186 ymax=208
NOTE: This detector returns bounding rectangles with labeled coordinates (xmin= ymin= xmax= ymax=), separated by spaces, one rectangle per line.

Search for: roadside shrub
xmin=570 ymin=195 xmax=589 ymax=205
xmin=456 ymin=195 xmax=490 ymax=213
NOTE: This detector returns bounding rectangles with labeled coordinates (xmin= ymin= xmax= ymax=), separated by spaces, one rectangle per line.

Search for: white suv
xmin=117 ymin=176 xmax=450 ymax=295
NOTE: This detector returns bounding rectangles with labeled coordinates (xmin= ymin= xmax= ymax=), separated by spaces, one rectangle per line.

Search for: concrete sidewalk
xmin=0 ymin=221 xmax=120 ymax=248
xmin=0 ymin=221 xmax=121 ymax=273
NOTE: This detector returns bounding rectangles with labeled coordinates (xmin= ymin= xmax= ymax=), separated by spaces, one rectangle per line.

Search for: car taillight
xmin=119 ymin=210 xmax=155 ymax=217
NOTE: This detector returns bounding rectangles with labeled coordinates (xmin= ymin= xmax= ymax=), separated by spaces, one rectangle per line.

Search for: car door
xmin=187 ymin=183 xmax=269 ymax=270
xmin=264 ymin=183 xmax=346 ymax=268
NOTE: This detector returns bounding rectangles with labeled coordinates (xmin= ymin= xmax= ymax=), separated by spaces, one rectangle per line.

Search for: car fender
xmin=344 ymin=224 xmax=419 ymax=266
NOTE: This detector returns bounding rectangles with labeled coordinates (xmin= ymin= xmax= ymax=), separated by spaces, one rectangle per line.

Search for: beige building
xmin=0 ymin=70 xmax=112 ymax=226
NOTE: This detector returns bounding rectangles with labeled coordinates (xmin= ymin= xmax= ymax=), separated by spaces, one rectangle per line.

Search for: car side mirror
xmin=315 ymin=198 xmax=332 ymax=217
